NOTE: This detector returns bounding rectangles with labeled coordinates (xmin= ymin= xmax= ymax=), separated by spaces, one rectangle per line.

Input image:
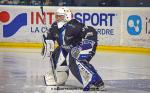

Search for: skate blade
xmin=89 ymin=85 xmax=106 ymax=91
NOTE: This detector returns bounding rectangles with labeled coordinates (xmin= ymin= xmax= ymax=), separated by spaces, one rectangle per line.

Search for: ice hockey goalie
xmin=41 ymin=7 xmax=105 ymax=91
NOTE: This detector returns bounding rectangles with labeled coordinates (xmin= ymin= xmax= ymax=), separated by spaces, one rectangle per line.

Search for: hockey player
xmin=41 ymin=7 xmax=105 ymax=91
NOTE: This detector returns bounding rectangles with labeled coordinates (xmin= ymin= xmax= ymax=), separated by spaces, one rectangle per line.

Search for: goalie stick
xmin=50 ymin=52 xmax=58 ymax=86
xmin=40 ymin=0 xmax=58 ymax=89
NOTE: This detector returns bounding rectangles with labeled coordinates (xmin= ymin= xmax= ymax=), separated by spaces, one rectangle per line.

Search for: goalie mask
xmin=55 ymin=7 xmax=72 ymax=28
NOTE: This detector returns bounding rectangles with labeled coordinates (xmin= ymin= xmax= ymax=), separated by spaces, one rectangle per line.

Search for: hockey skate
xmin=94 ymin=82 xmax=106 ymax=91
xmin=83 ymin=73 xmax=106 ymax=91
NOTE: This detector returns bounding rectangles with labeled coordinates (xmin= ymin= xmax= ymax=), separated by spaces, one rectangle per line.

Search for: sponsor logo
xmin=0 ymin=11 xmax=27 ymax=37
xmin=127 ymin=15 xmax=142 ymax=35
xmin=145 ymin=17 xmax=150 ymax=34
xmin=1 ymin=9 xmax=117 ymax=37
xmin=74 ymin=12 xmax=117 ymax=36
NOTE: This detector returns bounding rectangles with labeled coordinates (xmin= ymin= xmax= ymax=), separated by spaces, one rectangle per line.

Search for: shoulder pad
xmin=68 ymin=19 xmax=84 ymax=28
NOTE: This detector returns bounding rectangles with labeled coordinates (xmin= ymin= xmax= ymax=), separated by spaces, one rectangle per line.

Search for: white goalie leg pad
xmin=44 ymin=49 xmax=69 ymax=86
xmin=76 ymin=61 xmax=93 ymax=88
xmin=44 ymin=70 xmax=68 ymax=86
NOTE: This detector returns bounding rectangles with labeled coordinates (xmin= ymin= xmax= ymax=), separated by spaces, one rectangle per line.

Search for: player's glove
xmin=71 ymin=39 xmax=96 ymax=62
xmin=41 ymin=34 xmax=54 ymax=58
xmin=71 ymin=45 xmax=82 ymax=59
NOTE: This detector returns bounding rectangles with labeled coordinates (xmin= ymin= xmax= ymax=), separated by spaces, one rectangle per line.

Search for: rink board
xmin=0 ymin=42 xmax=150 ymax=55
xmin=0 ymin=5 xmax=150 ymax=50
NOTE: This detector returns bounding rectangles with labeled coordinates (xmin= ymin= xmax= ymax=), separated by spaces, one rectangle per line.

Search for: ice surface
xmin=0 ymin=48 xmax=150 ymax=93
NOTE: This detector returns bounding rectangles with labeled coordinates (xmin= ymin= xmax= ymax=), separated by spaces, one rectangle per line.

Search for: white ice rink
xmin=0 ymin=48 xmax=150 ymax=93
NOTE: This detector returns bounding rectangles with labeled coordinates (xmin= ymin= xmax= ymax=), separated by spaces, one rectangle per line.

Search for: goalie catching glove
xmin=71 ymin=39 xmax=95 ymax=62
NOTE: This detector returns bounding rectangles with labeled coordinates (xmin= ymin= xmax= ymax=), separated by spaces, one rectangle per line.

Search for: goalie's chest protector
xmin=54 ymin=19 xmax=84 ymax=46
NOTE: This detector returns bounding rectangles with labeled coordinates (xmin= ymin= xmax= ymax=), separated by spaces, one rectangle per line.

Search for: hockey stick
xmin=40 ymin=0 xmax=58 ymax=89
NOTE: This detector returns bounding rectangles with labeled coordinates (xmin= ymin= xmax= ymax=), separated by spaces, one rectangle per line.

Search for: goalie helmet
xmin=56 ymin=7 xmax=72 ymax=28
